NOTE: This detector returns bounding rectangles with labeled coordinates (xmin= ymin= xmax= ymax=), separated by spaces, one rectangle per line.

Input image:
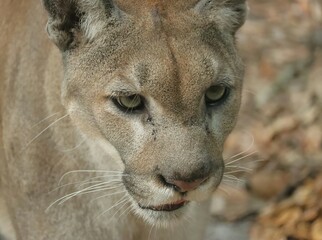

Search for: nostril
xmin=159 ymin=174 xmax=209 ymax=193
xmin=158 ymin=174 xmax=176 ymax=188
xmin=172 ymin=177 xmax=208 ymax=193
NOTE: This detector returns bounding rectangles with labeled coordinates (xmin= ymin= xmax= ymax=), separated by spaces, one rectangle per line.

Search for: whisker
xmin=49 ymin=180 xmax=105 ymax=194
xmin=96 ymin=196 xmax=128 ymax=219
xmin=245 ymin=158 xmax=267 ymax=164
xmin=89 ymin=190 xmax=126 ymax=203
xmin=225 ymin=150 xmax=258 ymax=166
xmin=119 ymin=204 xmax=135 ymax=224
xmin=65 ymin=179 xmax=121 ymax=191
xmin=227 ymin=158 xmax=266 ymax=169
xmin=224 ymin=169 xmax=252 ymax=174
xmin=77 ymin=179 xmax=121 ymax=188
xmin=65 ymin=182 xmax=122 ymax=194
xmin=221 ymin=181 xmax=246 ymax=189
xmin=46 ymin=182 xmax=123 ymax=211
xmin=222 ymin=179 xmax=245 ymax=187
xmin=223 ymin=174 xmax=244 ymax=181
xmin=108 ymin=200 xmax=130 ymax=221
xmin=31 ymin=112 xmax=61 ymax=128
xmin=22 ymin=114 xmax=69 ymax=151
xmin=56 ymin=138 xmax=87 ymax=152
xmin=222 ymin=176 xmax=245 ymax=185
xmin=217 ymin=186 xmax=231 ymax=196
xmin=59 ymin=170 xmax=126 ymax=185
xmin=148 ymin=222 xmax=156 ymax=240
xmin=183 ymin=214 xmax=193 ymax=224
xmin=117 ymin=203 xmax=133 ymax=221
xmin=50 ymin=175 xmax=123 ymax=193
xmin=76 ymin=175 xmax=123 ymax=188
xmin=227 ymin=132 xmax=255 ymax=160
xmin=58 ymin=182 xmax=123 ymax=202
xmin=224 ymin=166 xmax=253 ymax=172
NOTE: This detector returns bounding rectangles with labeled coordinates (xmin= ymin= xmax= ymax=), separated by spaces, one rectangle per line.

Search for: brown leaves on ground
xmin=251 ymin=174 xmax=322 ymax=240
xmin=211 ymin=0 xmax=322 ymax=239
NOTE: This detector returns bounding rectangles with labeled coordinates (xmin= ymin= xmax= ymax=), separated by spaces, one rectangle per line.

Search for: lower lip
xmin=139 ymin=200 xmax=189 ymax=212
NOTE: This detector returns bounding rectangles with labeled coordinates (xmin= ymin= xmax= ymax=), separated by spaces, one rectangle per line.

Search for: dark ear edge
xmin=195 ymin=0 xmax=247 ymax=34
xmin=43 ymin=0 xmax=83 ymax=51
xmin=223 ymin=1 xmax=247 ymax=33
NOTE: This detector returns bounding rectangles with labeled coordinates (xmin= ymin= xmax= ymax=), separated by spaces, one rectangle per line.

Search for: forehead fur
xmin=115 ymin=0 xmax=199 ymax=12
xmin=62 ymin=0 xmax=245 ymax=115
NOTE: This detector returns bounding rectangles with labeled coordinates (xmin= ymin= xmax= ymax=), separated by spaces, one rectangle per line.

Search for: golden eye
xmin=205 ymin=85 xmax=229 ymax=106
xmin=113 ymin=94 xmax=144 ymax=112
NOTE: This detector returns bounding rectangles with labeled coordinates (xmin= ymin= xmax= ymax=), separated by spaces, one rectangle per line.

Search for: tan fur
xmin=0 ymin=0 xmax=246 ymax=239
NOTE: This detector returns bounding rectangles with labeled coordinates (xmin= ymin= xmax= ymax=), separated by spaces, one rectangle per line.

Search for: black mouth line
xmin=139 ymin=200 xmax=189 ymax=212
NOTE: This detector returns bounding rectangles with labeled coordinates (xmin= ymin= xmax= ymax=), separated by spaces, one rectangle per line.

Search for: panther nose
xmin=172 ymin=178 xmax=208 ymax=192
xmin=162 ymin=176 xmax=209 ymax=193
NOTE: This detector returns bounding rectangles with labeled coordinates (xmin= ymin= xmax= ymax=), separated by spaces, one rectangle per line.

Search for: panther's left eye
xmin=205 ymin=85 xmax=229 ymax=106
xmin=112 ymin=94 xmax=145 ymax=112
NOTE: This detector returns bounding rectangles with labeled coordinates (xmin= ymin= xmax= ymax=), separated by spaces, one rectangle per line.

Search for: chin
xmin=124 ymin=178 xmax=218 ymax=227
xmin=131 ymin=200 xmax=193 ymax=227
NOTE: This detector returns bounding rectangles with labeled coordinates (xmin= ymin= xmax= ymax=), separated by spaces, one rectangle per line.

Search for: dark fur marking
xmin=102 ymin=0 xmax=115 ymax=17
xmin=43 ymin=0 xmax=83 ymax=50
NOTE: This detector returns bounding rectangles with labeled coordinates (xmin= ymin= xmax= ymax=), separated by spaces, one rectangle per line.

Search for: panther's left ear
xmin=42 ymin=0 xmax=123 ymax=51
xmin=194 ymin=0 xmax=247 ymax=34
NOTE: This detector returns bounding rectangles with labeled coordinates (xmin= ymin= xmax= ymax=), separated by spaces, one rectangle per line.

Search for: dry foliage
xmin=212 ymin=0 xmax=322 ymax=239
xmin=251 ymin=174 xmax=322 ymax=240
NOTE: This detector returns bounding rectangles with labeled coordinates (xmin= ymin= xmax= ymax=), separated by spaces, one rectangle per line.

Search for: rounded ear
xmin=43 ymin=0 xmax=82 ymax=51
xmin=42 ymin=0 xmax=118 ymax=51
xmin=194 ymin=0 xmax=247 ymax=34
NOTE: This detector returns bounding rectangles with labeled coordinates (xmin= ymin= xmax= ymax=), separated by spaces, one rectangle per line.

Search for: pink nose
xmin=170 ymin=177 xmax=208 ymax=192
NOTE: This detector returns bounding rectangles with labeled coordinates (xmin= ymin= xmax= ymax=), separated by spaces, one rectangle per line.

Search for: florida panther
xmin=0 ymin=0 xmax=246 ymax=239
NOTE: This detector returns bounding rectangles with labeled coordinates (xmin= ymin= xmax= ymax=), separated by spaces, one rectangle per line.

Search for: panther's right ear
xmin=42 ymin=0 xmax=120 ymax=51
xmin=194 ymin=0 xmax=247 ymax=35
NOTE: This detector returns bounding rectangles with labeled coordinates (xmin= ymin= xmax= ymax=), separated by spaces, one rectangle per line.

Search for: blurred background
xmin=1 ymin=1 xmax=321 ymax=240
xmin=207 ymin=0 xmax=322 ymax=239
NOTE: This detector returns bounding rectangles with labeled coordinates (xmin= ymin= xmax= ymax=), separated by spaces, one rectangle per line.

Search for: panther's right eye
xmin=205 ymin=85 xmax=230 ymax=107
xmin=112 ymin=94 xmax=145 ymax=113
